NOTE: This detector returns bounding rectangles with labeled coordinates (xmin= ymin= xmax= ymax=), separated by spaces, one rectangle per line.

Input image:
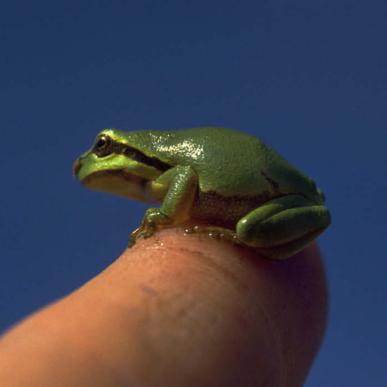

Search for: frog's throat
xmin=81 ymin=169 xmax=155 ymax=202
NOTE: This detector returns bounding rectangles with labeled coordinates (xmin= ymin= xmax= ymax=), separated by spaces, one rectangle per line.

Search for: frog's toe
xmin=183 ymin=225 xmax=241 ymax=244
xmin=129 ymin=223 xmax=157 ymax=246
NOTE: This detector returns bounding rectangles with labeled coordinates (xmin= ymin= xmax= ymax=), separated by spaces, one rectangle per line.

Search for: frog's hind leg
xmin=236 ymin=195 xmax=331 ymax=260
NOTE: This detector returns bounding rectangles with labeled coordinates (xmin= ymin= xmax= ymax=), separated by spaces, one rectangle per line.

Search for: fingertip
xmin=125 ymin=228 xmax=328 ymax=386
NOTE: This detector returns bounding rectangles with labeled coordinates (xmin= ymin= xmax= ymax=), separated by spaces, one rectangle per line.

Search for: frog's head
xmin=73 ymin=128 xmax=170 ymax=202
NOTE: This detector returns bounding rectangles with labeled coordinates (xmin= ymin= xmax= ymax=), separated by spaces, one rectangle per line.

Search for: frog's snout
xmin=73 ymin=159 xmax=82 ymax=176
xmin=317 ymin=188 xmax=326 ymax=203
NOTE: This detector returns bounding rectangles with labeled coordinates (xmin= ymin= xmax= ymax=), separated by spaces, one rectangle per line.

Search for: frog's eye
xmin=93 ymin=135 xmax=112 ymax=156
xmin=94 ymin=135 xmax=109 ymax=149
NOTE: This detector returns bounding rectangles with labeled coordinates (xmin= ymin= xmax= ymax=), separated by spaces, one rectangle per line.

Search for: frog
xmin=73 ymin=127 xmax=330 ymax=259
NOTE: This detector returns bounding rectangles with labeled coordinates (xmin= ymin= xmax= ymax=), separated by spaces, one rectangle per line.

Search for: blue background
xmin=1 ymin=1 xmax=386 ymax=385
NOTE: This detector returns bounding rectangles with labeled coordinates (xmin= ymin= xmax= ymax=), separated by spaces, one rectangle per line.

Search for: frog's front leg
xmin=236 ymin=195 xmax=331 ymax=260
xmin=130 ymin=165 xmax=198 ymax=245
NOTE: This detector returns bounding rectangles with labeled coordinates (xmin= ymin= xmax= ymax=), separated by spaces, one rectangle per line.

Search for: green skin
xmin=73 ymin=127 xmax=330 ymax=260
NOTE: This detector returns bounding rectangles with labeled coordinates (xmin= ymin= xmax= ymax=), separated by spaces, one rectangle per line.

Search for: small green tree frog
xmin=73 ymin=127 xmax=330 ymax=259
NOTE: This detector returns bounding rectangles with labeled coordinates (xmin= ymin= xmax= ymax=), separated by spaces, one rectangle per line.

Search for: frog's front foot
xmin=129 ymin=208 xmax=172 ymax=247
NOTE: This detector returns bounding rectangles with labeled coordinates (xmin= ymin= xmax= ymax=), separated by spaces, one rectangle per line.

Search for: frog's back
xmin=142 ymin=127 xmax=317 ymax=200
xmin=120 ymin=127 xmax=316 ymax=200
xmin=169 ymin=127 xmax=269 ymax=195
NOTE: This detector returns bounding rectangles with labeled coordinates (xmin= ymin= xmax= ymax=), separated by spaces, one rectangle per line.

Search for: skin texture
xmin=74 ymin=127 xmax=331 ymax=259
xmin=0 ymin=229 xmax=328 ymax=387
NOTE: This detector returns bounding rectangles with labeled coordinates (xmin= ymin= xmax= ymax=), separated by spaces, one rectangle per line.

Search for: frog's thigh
xmin=236 ymin=195 xmax=330 ymax=252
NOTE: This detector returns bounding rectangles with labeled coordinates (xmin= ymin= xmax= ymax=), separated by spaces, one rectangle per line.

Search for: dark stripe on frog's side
xmin=191 ymin=190 xmax=288 ymax=229
xmin=260 ymin=170 xmax=280 ymax=191
xmin=94 ymin=138 xmax=171 ymax=172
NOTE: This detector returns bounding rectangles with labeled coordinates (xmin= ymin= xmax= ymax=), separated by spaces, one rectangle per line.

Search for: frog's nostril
xmin=73 ymin=159 xmax=82 ymax=176
xmin=317 ymin=188 xmax=325 ymax=203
